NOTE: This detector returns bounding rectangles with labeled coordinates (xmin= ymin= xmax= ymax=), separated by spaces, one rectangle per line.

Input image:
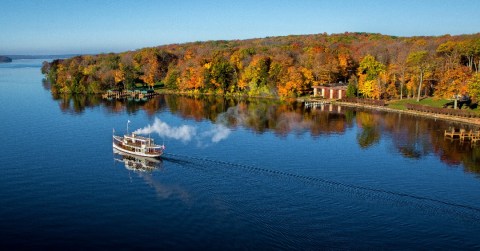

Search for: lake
xmin=1 ymin=59 xmax=480 ymax=250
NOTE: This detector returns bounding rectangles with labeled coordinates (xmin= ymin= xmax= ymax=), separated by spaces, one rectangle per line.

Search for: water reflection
xmin=51 ymin=93 xmax=168 ymax=115
xmin=113 ymin=149 xmax=162 ymax=172
xmin=52 ymin=93 xmax=105 ymax=114
xmin=113 ymin=149 xmax=190 ymax=202
xmin=56 ymin=94 xmax=480 ymax=174
xmin=356 ymin=111 xmax=381 ymax=148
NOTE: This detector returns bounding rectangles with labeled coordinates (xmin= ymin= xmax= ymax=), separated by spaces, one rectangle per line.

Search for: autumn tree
xmin=114 ymin=54 xmax=138 ymax=90
xmin=384 ymin=68 xmax=398 ymax=99
xmin=141 ymin=58 xmax=160 ymax=89
xmin=311 ymin=49 xmax=340 ymax=84
xmin=460 ymin=38 xmax=480 ymax=72
xmin=357 ymin=54 xmax=386 ymax=99
xmin=179 ymin=66 xmax=204 ymax=91
xmin=337 ymin=49 xmax=354 ymax=82
xmin=435 ymin=66 xmax=471 ymax=99
xmin=240 ymin=56 xmax=272 ymax=96
xmin=436 ymin=41 xmax=461 ymax=71
xmin=164 ymin=65 xmax=180 ymax=89
xmin=407 ymin=50 xmax=432 ymax=102
xmin=389 ymin=42 xmax=410 ymax=99
xmin=467 ymin=73 xmax=480 ymax=100
xmin=277 ymin=66 xmax=314 ymax=98
xmin=204 ymin=55 xmax=237 ymax=93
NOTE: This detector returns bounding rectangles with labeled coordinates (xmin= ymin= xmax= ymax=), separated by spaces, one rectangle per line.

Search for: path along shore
xmin=335 ymin=101 xmax=480 ymax=128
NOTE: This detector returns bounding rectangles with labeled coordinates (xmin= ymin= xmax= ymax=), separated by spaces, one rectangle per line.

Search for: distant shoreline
xmin=0 ymin=56 xmax=12 ymax=63
xmin=4 ymin=54 xmax=79 ymax=60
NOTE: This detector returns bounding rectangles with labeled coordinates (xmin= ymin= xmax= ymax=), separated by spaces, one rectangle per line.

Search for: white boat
xmin=113 ymin=121 xmax=165 ymax=158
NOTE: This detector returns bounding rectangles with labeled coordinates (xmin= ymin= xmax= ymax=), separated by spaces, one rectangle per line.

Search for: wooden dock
xmin=304 ymin=100 xmax=330 ymax=109
xmin=102 ymin=90 xmax=158 ymax=100
xmin=444 ymin=128 xmax=463 ymax=138
xmin=445 ymin=127 xmax=480 ymax=145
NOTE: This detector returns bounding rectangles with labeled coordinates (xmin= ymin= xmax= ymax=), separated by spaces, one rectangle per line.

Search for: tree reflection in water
xmin=55 ymin=94 xmax=480 ymax=174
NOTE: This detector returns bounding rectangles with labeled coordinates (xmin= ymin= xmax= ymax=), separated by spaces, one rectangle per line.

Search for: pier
xmin=304 ymin=100 xmax=330 ymax=109
xmin=102 ymin=90 xmax=158 ymax=100
xmin=303 ymin=100 xmax=344 ymax=113
xmin=445 ymin=127 xmax=480 ymax=145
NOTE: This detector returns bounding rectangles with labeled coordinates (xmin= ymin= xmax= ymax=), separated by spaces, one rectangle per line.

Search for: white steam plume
xmin=201 ymin=124 xmax=231 ymax=143
xmin=134 ymin=118 xmax=196 ymax=142
xmin=133 ymin=117 xmax=231 ymax=145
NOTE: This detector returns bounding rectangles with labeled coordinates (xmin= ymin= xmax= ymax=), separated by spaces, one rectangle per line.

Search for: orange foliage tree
xmin=435 ymin=66 xmax=471 ymax=98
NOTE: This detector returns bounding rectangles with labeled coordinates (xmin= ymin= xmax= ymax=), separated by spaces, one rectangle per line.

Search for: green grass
xmin=388 ymin=98 xmax=450 ymax=110
xmin=416 ymin=97 xmax=450 ymax=108
xmin=387 ymin=97 xmax=480 ymax=115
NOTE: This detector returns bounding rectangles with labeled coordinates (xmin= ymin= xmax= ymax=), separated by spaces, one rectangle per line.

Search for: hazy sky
xmin=1 ymin=0 xmax=479 ymax=55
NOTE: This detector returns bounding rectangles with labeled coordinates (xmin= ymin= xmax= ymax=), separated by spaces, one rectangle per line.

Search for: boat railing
xmin=115 ymin=136 xmax=163 ymax=148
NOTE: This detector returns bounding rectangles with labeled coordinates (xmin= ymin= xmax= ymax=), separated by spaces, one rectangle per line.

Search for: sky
xmin=1 ymin=0 xmax=479 ymax=55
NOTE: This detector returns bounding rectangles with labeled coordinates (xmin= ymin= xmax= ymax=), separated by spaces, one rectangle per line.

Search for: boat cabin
xmin=124 ymin=133 xmax=155 ymax=147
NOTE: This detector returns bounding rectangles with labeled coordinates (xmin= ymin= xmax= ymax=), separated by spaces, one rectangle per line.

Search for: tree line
xmin=42 ymin=32 xmax=480 ymax=100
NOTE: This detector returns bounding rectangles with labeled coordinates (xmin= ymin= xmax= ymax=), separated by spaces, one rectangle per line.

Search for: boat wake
xmin=163 ymin=152 xmax=480 ymax=222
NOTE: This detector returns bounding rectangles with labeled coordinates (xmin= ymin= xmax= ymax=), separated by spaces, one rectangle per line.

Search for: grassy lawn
xmin=388 ymin=98 xmax=450 ymax=110
xmin=387 ymin=97 xmax=480 ymax=115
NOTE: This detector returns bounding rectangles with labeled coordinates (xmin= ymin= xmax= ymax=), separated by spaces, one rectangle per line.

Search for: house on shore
xmin=312 ymin=83 xmax=348 ymax=99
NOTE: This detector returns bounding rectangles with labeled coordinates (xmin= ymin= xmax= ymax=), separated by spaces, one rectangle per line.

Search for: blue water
xmin=1 ymin=59 xmax=480 ymax=249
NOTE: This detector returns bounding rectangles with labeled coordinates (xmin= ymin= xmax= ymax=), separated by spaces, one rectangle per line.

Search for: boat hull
xmin=112 ymin=142 xmax=163 ymax=158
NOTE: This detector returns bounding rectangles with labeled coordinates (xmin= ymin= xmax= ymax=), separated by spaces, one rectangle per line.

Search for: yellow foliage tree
xmin=357 ymin=55 xmax=386 ymax=99
xmin=468 ymin=73 xmax=480 ymax=99
xmin=114 ymin=64 xmax=125 ymax=84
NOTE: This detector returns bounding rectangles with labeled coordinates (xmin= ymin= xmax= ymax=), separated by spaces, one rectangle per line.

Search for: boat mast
xmin=127 ymin=120 xmax=131 ymax=135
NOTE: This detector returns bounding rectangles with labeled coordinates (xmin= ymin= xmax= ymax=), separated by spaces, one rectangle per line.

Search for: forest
xmin=42 ymin=32 xmax=480 ymax=100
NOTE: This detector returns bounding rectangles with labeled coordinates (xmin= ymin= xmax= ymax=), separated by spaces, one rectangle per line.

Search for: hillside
xmin=42 ymin=32 xmax=480 ymax=99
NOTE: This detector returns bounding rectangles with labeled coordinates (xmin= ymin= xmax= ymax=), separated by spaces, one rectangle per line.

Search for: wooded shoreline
xmin=41 ymin=32 xmax=480 ymax=126
xmin=41 ymin=32 xmax=480 ymax=100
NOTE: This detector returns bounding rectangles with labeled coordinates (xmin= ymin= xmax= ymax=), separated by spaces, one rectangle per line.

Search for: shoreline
xmin=96 ymin=89 xmax=480 ymax=128
xmin=335 ymin=101 xmax=480 ymax=128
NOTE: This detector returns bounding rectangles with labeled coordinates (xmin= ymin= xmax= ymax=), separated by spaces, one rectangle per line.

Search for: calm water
xmin=1 ymin=59 xmax=480 ymax=250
